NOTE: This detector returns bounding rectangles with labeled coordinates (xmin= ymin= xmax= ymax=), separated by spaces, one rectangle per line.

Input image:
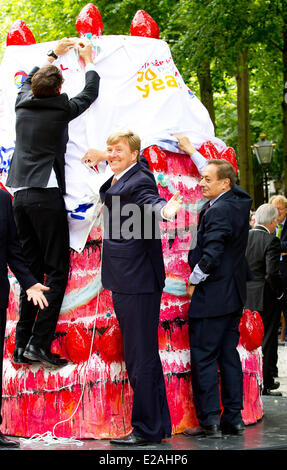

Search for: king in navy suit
xmin=174 ymin=134 xmax=252 ymax=438
xmin=97 ymin=131 xmax=183 ymax=445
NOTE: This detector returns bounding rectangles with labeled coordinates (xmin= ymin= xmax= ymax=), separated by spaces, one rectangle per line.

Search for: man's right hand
xmin=54 ymin=37 xmax=76 ymax=57
xmin=82 ymin=149 xmax=107 ymax=167
xmin=173 ymin=133 xmax=197 ymax=156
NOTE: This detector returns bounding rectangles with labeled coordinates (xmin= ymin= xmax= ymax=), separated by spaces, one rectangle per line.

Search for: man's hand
xmin=26 ymin=283 xmax=50 ymax=310
xmin=186 ymin=280 xmax=195 ymax=299
xmin=162 ymin=191 xmax=183 ymax=219
xmin=173 ymin=133 xmax=197 ymax=156
xmin=54 ymin=37 xmax=76 ymax=57
xmin=78 ymin=40 xmax=94 ymax=64
xmin=82 ymin=149 xmax=107 ymax=167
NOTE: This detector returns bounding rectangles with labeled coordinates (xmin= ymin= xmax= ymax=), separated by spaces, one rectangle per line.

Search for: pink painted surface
xmin=2 ymin=147 xmax=264 ymax=438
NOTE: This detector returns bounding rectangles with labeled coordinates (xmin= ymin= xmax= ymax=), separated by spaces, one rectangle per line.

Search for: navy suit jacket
xmin=0 ymin=189 xmax=37 ymax=309
xmin=277 ymin=219 xmax=287 ymax=281
xmin=99 ymin=161 xmax=167 ymax=294
xmin=188 ymin=184 xmax=252 ymax=318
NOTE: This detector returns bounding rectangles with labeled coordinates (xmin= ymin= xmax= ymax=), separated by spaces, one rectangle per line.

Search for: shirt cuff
xmin=37 ymin=58 xmax=52 ymax=69
xmin=85 ymin=63 xmax=97 ymax=72
xmin=190 ymin=151 xmax=208 ymax=175
xmin=160 ymin=205 xmax=174 ymax=221
xmin=189 ymin=264 xmax=209 ymax=285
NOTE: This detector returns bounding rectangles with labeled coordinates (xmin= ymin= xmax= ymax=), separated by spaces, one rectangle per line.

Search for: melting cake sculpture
xmin=0 ymin=4 xmax=264 ymax=438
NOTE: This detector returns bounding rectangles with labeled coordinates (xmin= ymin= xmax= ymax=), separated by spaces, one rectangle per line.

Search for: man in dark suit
xmin=98 ymin=130 xmax=182 ymax=446
xmin=0 ymin=188 xmax=49 ymax=447
xmin=270 ymin=195 xmax=287 ymax=346
xmin=245 ymin=203 xmax=284 ymax=396
xmin=174 ymin=134 xmax=252 ymax=438
xmin=6 ymin=38 xmax=100 ymax=367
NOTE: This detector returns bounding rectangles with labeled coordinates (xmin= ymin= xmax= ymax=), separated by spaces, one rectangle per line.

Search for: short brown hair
xmin=107 ymin=131 xmax=141 ymax=161
xmin=31 ymin=65 xmax=64 ymax=98
xmin=207 ymin=159 xmax=237 ymax=188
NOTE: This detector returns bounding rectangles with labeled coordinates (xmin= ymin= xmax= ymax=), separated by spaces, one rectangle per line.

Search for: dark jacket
xmin=188 ymin=184 xmax=252 ymax=318
xmin=0 ymin=189 xmax=37 ymax=309
xmin=245 ymin=225 xmax=283 ymax=311
xmin=6 ymin=66 xmax=100 ymax=194
xmin=100 ymin=161 xmax=167 ymax=294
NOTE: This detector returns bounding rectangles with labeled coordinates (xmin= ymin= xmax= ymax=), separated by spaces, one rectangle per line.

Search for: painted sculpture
xmin=0 ymin=8 xmax=264 ymax=439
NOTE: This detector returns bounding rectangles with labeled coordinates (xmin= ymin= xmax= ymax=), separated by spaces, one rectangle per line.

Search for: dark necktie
xmin=204 ymin=201 xmax=211 ymax=213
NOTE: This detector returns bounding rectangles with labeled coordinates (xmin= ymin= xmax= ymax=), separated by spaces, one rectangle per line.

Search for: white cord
xmin=20 ymin=290 xmax=100 ymax=447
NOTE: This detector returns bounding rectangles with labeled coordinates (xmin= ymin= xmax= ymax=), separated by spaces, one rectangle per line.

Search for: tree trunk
xmin=197 ymin=59 xmax=216 ymax=130
xmin=282 ymin=20 xmax=287 ymax=195
xmin=236 ymin=48 xmax=255 ymax=206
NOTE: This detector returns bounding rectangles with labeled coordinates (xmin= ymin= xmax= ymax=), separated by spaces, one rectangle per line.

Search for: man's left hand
xmin=26 ymin=283 xmax=50 ymax=310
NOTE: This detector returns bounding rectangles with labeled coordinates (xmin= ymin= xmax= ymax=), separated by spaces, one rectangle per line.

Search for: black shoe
xmin=110 ymin=433 xmax=156 ymax=446
xmin=221 ymin=421 xmax=245 ymax=435
xmin=23 ymin=344 xmax=67 ymax=367
xmin=0 ymin=431 xmax=20 ymax=448
xmin=262 ymin=389 xmax=282 ymax=396
xmin=268 ymin=381 xmax=280 ymax=390
xmin=13 ymin=347 xmax=34 ymax=364
xmin=183 ymin=424 xmax=221 ymax=439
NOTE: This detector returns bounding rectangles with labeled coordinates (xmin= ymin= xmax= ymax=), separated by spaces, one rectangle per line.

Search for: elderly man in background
xmin=245 ymin=204 xmax=284 ymax=396
xmin=270 ymin=195 xmax=287 ymax=347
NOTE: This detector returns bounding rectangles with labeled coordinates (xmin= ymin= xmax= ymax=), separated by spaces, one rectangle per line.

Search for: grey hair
xmin=254 ymin=204 xmax=278 ymax=226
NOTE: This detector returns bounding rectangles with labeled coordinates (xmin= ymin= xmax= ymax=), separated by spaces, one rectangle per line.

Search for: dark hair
xmin=31 ymin=65 xmax=64 ymax=98
xmin=207 ymin=159 xmax=237 ymax=188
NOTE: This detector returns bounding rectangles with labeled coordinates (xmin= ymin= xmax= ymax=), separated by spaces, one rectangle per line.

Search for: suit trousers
xmin=0 ymin=308 xmax=6 ymax=425
xmin=112 ymin=290 xmax=171 ymax=442
xmin=12 ymin=188 xmax=70 ymax=351
xmin=260 ymin=304 xmax=281 ymax=388
xmin=189 ymin=310 xmax=243 ymax=427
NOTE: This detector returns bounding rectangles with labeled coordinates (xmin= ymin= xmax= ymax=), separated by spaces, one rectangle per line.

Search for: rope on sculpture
xmin=20 ymin=290 xmax=100 ymax=447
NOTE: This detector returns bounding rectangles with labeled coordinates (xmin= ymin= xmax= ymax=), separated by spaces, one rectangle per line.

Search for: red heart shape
xmin=99 ymin=323 xmax=124 ymax=363
xmin=220 ymin=147 xmax=238 ymax=173
xmin=76 ymin=3 xmax=103 ymax=36
xmin=239 ymin=309 xmax=264 ymax=351
xmin=6 ymin=20 xmax=36 ymax=46
xmin=130 ymin=10 xmax=159 ymax=39
xmin=65 ymin=324 xmax=92 ymax=363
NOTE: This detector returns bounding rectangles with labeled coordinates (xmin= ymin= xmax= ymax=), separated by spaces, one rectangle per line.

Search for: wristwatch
xmin=47 ymin=50 xmax=58 ymax=60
